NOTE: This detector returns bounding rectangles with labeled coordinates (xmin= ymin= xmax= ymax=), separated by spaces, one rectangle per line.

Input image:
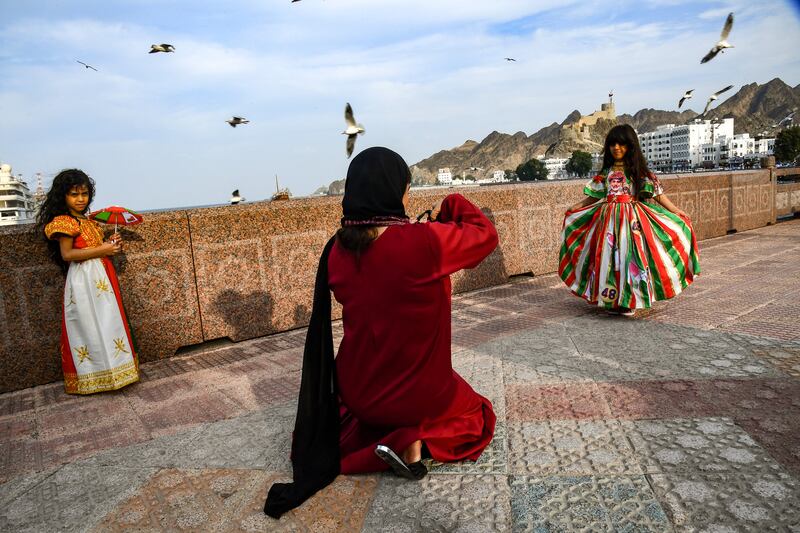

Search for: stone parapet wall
xmin=0 ymin=170 xmax=776 ymax=392
xmin=776 ymin=167 xmax=800 ymax=218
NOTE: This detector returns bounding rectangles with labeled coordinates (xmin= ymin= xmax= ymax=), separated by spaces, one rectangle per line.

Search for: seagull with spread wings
xmin=77 ymin=60 xmax=98 ymax=71
xmin=226 ymin=116 xmax=250 ymax=128
xmin=701 ymin=13 xmax=734 ymax=64
xmin=778 ymin=110 xmax=796 ymax=126
xmin=702 ymin=85 xmax=734 ymax=115
xmin=678 ymin=89 xmax=694 ymax=109
xmin=504 ymin=57 xmax=516 ymax=62
xmin=230 ymin=189 xmax=245 ymax=204
xmin=343 ymin=103 xmax=365 ymax=158
xmin=149 ymin=44 xmax=175 ymax=54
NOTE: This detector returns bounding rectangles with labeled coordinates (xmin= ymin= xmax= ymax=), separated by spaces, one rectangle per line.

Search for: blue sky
xmin=2 ymin=0 xmax=799 ymax=211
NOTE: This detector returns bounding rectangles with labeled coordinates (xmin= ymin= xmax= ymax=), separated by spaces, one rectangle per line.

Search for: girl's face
xmin=65 ymin=185 xmax=90 ymax=216
xmin=609 ymin=142 xmax=628 ymax=162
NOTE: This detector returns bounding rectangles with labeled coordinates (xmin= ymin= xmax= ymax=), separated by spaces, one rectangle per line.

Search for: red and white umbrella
xmin=89 ymin=205 xmax=144 ymax=233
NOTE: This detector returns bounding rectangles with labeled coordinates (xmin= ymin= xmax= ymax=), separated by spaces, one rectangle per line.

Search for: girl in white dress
xmin=36 ymin=169 xmax=139 ymax=394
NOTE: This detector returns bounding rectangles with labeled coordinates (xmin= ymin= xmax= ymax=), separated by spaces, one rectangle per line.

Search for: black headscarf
xmin=264 ymin=147 xmax=410 ymax=518
xmin=341 ymin=146 xmax=411 ymax=226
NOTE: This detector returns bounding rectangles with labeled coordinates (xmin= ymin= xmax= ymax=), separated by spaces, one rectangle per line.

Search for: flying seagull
xmin=702 ymin=85 xmax=734 ymax=115
xmin=678 ymin=89 xmax=694 ymax=109
xmin=230 ymin=189 xmax=245 ymax=204
xmin=504 ymin=57 xmax=516 ymax=62
xmin=343 ymin=103 xmax=365 ymax=158
xmin=149 ymin=44 xmax=175 ymax=54
xmin=76 ymin=60 xmax=98 ymax=71
xmin=701 ymin=12 xmax=734 ymax=64
xmin=778 ymin=110 xmax=796 ymax=126
xmin=226 ymin=116 xmax=250 ymax=128
xmin=468 ymin=166 xmax=484 ymax=171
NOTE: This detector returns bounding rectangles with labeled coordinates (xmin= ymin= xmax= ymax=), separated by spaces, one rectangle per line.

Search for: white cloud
xmin=1 ymin=1 xmax=799 ymax=210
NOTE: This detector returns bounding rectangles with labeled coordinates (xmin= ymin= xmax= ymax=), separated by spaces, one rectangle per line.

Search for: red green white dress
xmin=45 ymin=215 xmax=139 ymax=394
xmin=559 ymin=169 xmax=700 ymax=310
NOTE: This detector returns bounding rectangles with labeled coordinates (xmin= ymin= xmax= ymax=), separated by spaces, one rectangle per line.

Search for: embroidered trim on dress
xmin=341 ymin=215 xmax=410 ymax=227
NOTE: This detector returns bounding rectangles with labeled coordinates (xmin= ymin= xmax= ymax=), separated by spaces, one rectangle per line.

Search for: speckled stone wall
xmin=0 ymin=170 xmax=777 ymax=392
xmin=775 ymin=168 xmax=800 ymax=218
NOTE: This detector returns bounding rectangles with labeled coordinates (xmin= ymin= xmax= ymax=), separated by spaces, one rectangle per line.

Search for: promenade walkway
xmin=1 ymin=219 xmax=799 ymax=532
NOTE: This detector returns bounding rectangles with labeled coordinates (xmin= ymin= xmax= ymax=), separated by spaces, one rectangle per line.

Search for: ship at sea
xmin=271 ymin=175 xmax=291 ymax=202
xmin=0 ymin=163 xmax=38 ymax=226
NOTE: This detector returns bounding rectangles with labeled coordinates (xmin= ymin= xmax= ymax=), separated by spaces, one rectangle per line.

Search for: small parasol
xmin=89 ymin=206 xmax=144 ymax=234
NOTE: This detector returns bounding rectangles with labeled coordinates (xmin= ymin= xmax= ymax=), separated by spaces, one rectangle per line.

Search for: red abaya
xmin=328 ymin=193 xmax=499 ymax=473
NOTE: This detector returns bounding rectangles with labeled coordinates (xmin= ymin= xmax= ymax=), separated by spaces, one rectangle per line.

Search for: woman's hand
xmin=430 ymin=199 xmax=444 ymax=221
xmin=674 ymin=209 xmax=689 ymax=220
xmin=417 ymin=199 xmax=444 ymax=223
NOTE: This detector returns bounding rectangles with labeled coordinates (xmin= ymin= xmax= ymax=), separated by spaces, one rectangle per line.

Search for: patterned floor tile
xmin=361 ymin=474 xmax=511 ymax=532
xmin=169 ymin=404 xmax=295 ymax=471
xmin=452 ymin=351 xmax=506 ymax=419
xmin=624 ymin=417 xmax=786 ymax=475
xmin=649 ymin=471 xmax=800 ymax=532
xmin=428 ymin=423 xmax=507 ymax=475
xmin=130 ymin=387 xmax=247 ymax=437
xmin=1 ymin=463 xmax=156 ymax=533
xmin=736 ymin=414 xmax=800 ymax=477
xmin=0 ymin=468 xmax=56 ymax=508
xmin=507 ymin=420 xmax=641 ymax=476
xmin=752 ymin=347 xmax=800 ymax=378
xmin=509 ymin=475 xmax=671 ymax=533
xmin=506 ymin=382 xmax=611 ymax=421
xmin=94 ymin=469 xmax=377 ymax=532
xmin=599 ymin=380 xmax=717 ymax=420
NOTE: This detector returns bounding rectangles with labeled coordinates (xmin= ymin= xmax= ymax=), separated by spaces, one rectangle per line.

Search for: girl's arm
xmin=654 ymin=193 xmax=688 ymax=219
xmin=568 ymin=196 xmax=600 ymax=212
xmin=58 ymin=236 xmax=121 ymax=263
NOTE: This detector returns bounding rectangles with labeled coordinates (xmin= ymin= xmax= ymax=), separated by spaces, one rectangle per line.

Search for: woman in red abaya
xmin=265 ymin=147 xmax=498 ymax=518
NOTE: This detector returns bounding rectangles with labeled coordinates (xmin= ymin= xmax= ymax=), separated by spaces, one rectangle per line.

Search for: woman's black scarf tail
xmin=264 ymin=236 xmax=339 ymax=519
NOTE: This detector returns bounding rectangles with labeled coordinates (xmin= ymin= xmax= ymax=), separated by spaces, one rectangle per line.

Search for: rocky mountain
xmin=703 ymin=78 xmax=800 ymax=135
xmin=315 ymin=78 xmax=798 ymax=192
xmin=617 ymin=109 xmax=699 ymax=134
xmin=409 ymin=112 xmax=580 ymax=185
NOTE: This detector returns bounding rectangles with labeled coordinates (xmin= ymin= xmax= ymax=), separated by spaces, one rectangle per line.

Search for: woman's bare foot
xmin=402 ymin=440 xmax=423 ymax=463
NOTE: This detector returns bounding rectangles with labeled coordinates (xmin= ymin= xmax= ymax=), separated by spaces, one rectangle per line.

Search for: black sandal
xmin=375 ymin=445 xmax=428 ymax=480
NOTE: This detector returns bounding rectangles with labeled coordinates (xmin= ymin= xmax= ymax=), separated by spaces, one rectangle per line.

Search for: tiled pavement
xmin=1 ymin=219 xmax=799 ymax=532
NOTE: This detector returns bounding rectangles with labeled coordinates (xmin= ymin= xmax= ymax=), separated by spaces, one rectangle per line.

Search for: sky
xmin=2 ymin=0 xmax=800 ymax=211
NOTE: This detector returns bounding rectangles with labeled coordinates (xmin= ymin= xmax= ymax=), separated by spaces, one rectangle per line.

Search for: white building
xmin=755 ymin=137 xmax=775 ymax=156
xmin=437 ymin=168 xmax=453 ymax=185
xmin=639 ymin=125 xmax=674 ymax=172
xmin=0 ymin=163 xmax=37 ymax=226
xmin=538 ymin=156 xmax=569 ymax=179
xmin=492 ymin=170 xmax=506 ymax=181
xmin=637 ymin=118 xmax=734 ymax=171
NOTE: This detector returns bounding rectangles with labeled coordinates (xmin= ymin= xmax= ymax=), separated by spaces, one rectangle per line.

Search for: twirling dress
xmin=45 ymin=216 xmax=139 ymax=394
xmin=559 ymin=169 xmax=700 ymax=310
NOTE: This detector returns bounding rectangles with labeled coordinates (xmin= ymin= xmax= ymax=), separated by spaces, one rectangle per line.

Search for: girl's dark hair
xmin=335 ymin=226 xmax=380 ymax=260
xmin=602 ymin=124 xmax=651 ymax=199
xmin=34 ymin=169 xmax=96 ymax=272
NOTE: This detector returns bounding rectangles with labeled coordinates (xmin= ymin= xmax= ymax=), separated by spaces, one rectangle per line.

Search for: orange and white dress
xmin=45 ymin=215 xmax=139 ymax=394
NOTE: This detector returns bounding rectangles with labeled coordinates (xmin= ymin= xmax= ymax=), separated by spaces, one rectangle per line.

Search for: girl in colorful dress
xmin=559 ymin=124 xmax=700 ymax=316
xmin=35 ymin=169 xmax=139 ymax=394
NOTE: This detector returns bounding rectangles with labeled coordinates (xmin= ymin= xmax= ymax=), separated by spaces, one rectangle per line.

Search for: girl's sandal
xmin=375 ymin=445 xmax=428 ymax=480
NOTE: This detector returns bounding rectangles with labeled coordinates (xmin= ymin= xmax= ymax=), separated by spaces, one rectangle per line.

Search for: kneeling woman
xmin=559 ymin=124 xmax=700 ymax=316
xmin=266 ymin=147 xmax=499 ymax=517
